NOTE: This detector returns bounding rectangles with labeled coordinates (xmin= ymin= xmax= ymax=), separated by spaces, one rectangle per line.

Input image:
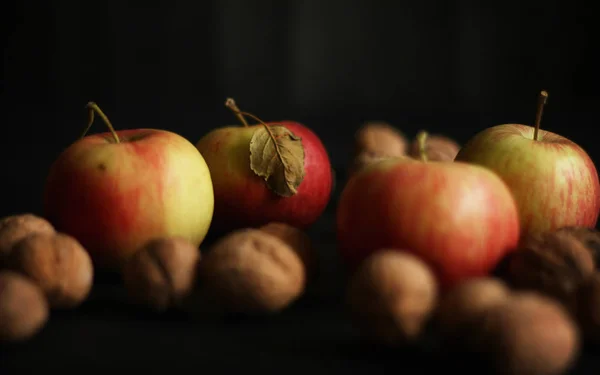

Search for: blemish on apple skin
xmin=97 ymin=163 xmax=107 ymax=171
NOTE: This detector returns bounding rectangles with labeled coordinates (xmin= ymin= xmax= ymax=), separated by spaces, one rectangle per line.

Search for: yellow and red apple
xmin=455 ymin=91 xmax=600 ymax=237
xmin=336 ymin=148 xmax=521 ymax=290
xmin=195 ymin=99 xmax=332 ymax=234
xmin=43 ymin=102 xmax=214 ymax=269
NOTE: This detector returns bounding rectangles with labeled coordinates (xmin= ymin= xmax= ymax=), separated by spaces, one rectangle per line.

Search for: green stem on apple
xmin=81 ymin=102 xmax=121 ymax=143
xmin=225 ymin=98 xmax=250 ymax=127
xmin=533 ymin=90 xmax=549 ymax=141
xmin=416 ymin=130 xmax=429 ymax=162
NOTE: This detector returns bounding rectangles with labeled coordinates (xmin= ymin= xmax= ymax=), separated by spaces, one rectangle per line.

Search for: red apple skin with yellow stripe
xmin=196 ymin=121 xmax=332 ymax=235
xmin=455 ymin=124 xmax=600 ymax=237
xmin=336 ymin=158 xmax=521 ymax=290
xmin=43 ymin=129 xmax=214 ymax=270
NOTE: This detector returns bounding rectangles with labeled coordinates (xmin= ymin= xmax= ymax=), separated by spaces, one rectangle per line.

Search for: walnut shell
xmin=575 ymin=272 xmax=600 ymax=343
xmin=503 ymin=231 xmax=595 ymax=310
xmin=0 ymin=214 xmax=55 ymax=264
xmin=409 ymin=134 xmax=460 ymax=162
xmin=196 ymin=229 xmax=306 ymax=314
xmin=6 ymin=233 xmax=94 ymax=309
xmin=474 ymin=293 xmax=580 ymax=375
xmin=555 ymin=226 xmax=600 ymax=267
xmin=354 ymin=122 xmax=408 ymax=158
xmin=122 ymin=237 xmax=200 ymax=312
xmin=436 ymin=277 xmax=511 ymax=340
xmin=346 ymin=250 xmax=438 ymax=346
xmin=259 ymin=222 xmax=315 ymax=278
xmin=0 ymin=270 xmax=49 ymax=342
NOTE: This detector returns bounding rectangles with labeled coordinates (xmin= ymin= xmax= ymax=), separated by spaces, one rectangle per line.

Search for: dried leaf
xmin=249 ymin=125 xmax=306 ymax=197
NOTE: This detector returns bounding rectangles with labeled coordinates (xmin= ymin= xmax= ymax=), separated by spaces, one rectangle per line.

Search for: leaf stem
xmin=533 ymin=90 xmax=548 ymax=141
xmin=416 ymin=131 xmax=428 ymax=162
xmin=81 ymin=102 xmax=120 ymax=143
xmin=225 ymin=98 xmax=250 ymax=127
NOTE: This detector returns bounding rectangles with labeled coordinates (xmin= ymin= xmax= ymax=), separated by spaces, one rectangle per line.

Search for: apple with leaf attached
xmin=336 ymin=131 xmax=521 ymax=289
xmin=455 ymin=91 xmax=600 ymax=238
xmin=43 ymin=102 xmax=215 ymax=269
xmin=195 ymin=99 xmax=332 ymax=235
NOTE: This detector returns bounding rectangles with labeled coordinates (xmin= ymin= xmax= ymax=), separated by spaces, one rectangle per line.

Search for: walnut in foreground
xmin=474 ymin=293 xmax=580 ymax=375
xmin=346 ymin=250 xmax=438 ymax=346
xmin=122 ymin=237 xmax=200 ymax=312
xmin=502 ymin=231 xmax=595 ymax=310
xmin=0 ymin=214 xmax=55 ymax=263
xmin=195 ymin=229 xmax=306 ymax=314
xmin=0 ymin=271 xmax=49 ymax=342
xmin=6 ymin=233 xmax=94 ymax=309
xmin=259 ymin=222 xmax=315 ymax=278
xmin=436 ymin=277 xmax=511 ymax=341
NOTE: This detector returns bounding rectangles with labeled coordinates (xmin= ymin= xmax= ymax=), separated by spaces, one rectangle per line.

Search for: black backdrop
xmin=3 ymin=0 xmax=599 ymax=215
xmin=2 ymin=1 xmax=600 ymax=372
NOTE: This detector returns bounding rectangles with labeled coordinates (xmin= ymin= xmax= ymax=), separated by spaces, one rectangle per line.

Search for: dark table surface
xmin=1 ymin=171 xmax=600 ymax=374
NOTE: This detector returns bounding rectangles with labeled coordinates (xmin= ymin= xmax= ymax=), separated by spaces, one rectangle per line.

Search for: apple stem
xmin=81 ymin=102 xmax=120 ymax=143
xmin=533 ymin=90 xmax=548 ymax=141
xmin=416 ymin=131 xmax=428 ymax=162
xmin=225 ymin=98 xmax=250 ymax=127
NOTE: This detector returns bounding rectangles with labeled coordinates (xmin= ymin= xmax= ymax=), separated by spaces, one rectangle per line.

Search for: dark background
xmin=2 ymin=0 xmax=600 ymax=373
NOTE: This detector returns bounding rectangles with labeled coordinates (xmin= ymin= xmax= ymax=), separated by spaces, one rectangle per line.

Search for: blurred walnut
xmin=0 ymin=271 xmax=49 ymax=342
xmin=0 ymin=214 xmax=55 ymax=264
xmin=7 ymin=233 xmax=94 ymax=309
xmin=409 ymin=133 xmax=460 ymax=162
xmin=195 ymin=229 xmax=305 ymax=315
xmin=354 ymin=122 xmax=408 ymax=157
xmin=122 ymin=237 xmax=200 ymax=312
xmin=436 ymin=277 xmax=511 ymax=341
xmin=260 ymin=222 xmax=316 ymax=278
xmin=347 ymin=250 xmax=438 ymax=346
xmin=555 ymin=226 xmax=600 ymax=267
xmin=473 ymin=293 xmax=580 ymax=375
xmin=575 ymin=272 xmax=600 ymax=343
xmin=502 ymin=231 xmax=595 ymax=310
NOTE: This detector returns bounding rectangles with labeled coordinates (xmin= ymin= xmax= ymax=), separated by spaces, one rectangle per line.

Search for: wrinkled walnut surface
xmin=7 ymin=233 xmax=94 ymax=309
xmin=197 ymin=229 xmax=306 ymax=314
xmin=123 ymin=237 xmax=200 ymax=312
xmin=0 ymin=214 xmax=55 ymax=262
xmin=347 ymin=250 xmax=438 ymax=345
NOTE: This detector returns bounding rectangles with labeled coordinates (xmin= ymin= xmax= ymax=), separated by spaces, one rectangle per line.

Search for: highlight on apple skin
xmin=336 ymin=153 xmax=521 ymax=290
xmin=195 ymin=99 xmax=333 ymax=235
xmin=43 ymin=103 xmax=215 ymax=270
xmin=455 ymin=91 xmax=600 ymax=237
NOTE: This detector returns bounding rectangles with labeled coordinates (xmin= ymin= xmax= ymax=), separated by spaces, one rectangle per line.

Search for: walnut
xmin=0 ymin=271 xmax=49 ymax=342
xmin=473 ymin=293 xmax=580 ymax=375
xmin=0 ymin=214 xmax=55 ymax=264
xmin=6 ymin=233 xmax=94 ymax=309
xmin=555 ymin=226 xmax=600 ymax=267
xmin=502 ymin=231 xmax=595 ymax=310
xmin=408 ymin=133 xmax=460 ymax=162
xmin=574 ymin=272 xmax=600 ymax=343
xmin=354 ymin=122 xmax=408 ymax=157
xmin=346 ymin=250 xmax=438 ymax=346
xmin=194 ymin=229 xmax=306 ymax=315
xmin=259 ymin=222 xmax=316 ymax=278
xmin=436 ymin=277 xmax=511 ymax=341
xmin=122 ymin=237 xmax=200 ymax=312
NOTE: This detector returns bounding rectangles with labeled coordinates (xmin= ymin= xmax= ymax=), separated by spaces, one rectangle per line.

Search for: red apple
xmin=336 ymin=135 xmax=521 ymax=289
xmin=195 ymin=99 xmax=332 ymax=234
xmin=43 ymin=102 xmax=214 ymax=269
xmin=455 ymin=91 xmax=600 ymax=237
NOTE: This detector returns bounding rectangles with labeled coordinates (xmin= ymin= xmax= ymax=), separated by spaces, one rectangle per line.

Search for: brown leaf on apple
xmin=249 ymin=125 xmax=306 ymax=197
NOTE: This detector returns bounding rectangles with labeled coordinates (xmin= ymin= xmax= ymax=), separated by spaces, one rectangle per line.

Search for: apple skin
xmin=196 ymin=121 xmax=332 ymax=234
xmin=43 ymin=129 xmax=214 ymax=269
xmin=455 ymin=124 xmax=600 ymax=237
xmin=336 ymin=158 xmax=521 ymax=289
